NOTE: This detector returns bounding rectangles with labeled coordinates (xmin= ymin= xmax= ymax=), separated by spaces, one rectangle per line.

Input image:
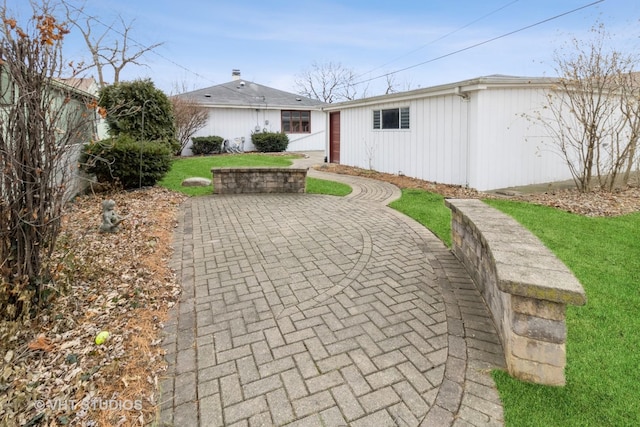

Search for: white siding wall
xmin=287 ymin=110 xmax=326 ymax=152
xmin=470 ymin=88 xmax=571 ymax=190
xmin=335 ymin=84 xmax=584 ymax=191
xmin=338 ymin=95 xmax=469 ymax=186
xmin=183 ymin=107 xmax=325 ymax=155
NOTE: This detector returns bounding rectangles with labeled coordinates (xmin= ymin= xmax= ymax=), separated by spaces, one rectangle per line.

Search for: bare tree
xmin=63 ymin=1 xmax=163 ymax=87
xmin=0 ymin=3 xmax=97 ymax=321
xmin=171 ymin=95 xmax=209 ymax=156
xmin=383 ymin=73 xmax=415 ymax=94
xmin=535 ymin=25 xmax=640 ymax=192
xmin=618 ymin=71 xmax=640 ymax=185
xmin=295 ymin=61 xmax=362 ymax=103
xmin=384 ymin=74 xmax=397 ymax=95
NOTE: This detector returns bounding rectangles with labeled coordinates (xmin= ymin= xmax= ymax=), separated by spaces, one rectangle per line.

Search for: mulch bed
xmin=1 ymin=187 xmax=186 ymax=427
xmin=2 ymin=164 xmax=638 ymax=426
xmin=316 ymin=163 xmax=640 ymax=217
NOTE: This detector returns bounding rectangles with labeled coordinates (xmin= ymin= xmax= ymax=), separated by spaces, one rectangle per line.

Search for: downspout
xmin=465 ymin=94 xmax=471 ymax=188
xmin=456 ymin=87 xmax=471 ymax=188
xmin=325 ymin=109 xmax=330 ymax=162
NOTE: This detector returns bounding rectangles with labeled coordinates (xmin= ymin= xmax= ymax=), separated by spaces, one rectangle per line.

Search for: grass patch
xmin=158 ymin=153 xmax=296 ymax=196
xmin=389 ymin=189 xmax=639 ymax=425
xmin=483 ymin=200 xmax=640 ymax=426
xmin=388 ymin=188 xmax=452 ymax=246
xmin=158 ymin=154 xmax=352 ymax=197
xmin=306 ymin=177 xmax=352 ymax=196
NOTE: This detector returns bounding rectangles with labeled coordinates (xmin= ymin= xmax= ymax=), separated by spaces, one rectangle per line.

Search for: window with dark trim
xmin=373 ymin=107 xmax=410 ymax=130
xmin=282 ymin=110 xmax=311 ymax=133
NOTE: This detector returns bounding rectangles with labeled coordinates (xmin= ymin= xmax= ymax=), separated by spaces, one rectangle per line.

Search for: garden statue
xmin=99 ymin=199 xmax=124 ymax=233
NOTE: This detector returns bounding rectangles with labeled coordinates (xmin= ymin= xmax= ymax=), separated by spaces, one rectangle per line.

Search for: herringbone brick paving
xmin=159 ymin=152 xmax=505 ymax=426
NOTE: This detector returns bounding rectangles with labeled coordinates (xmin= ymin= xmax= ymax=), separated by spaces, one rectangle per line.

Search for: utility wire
xmin=351 ymin=0 xmax=605 ymax=88
xmin=62 ymin=1 xmax=260 ymax=98
xmin=357 ymin=0 xmax=520 ymax=79
xmin=65 ymin=0 xmax=604 ymax=97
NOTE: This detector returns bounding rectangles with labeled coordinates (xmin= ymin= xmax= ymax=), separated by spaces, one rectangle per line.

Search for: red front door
xmin=329 ymin=112 xmax=340 ymax=164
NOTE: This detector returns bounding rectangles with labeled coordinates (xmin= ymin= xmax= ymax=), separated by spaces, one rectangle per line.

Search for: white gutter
xmin=322 ymin=76 xmax=556 ymax=111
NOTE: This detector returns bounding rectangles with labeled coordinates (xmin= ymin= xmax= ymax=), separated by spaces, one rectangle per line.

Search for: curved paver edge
xmin=160 ymin=155 xmax=506 ymax=426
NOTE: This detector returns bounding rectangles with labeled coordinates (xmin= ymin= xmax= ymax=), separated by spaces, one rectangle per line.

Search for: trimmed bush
xmin=191 ymin=136 xmax=223 ymax=155
xmin=251 ymin=132 xmax=289 ymax=152
xmin=82 ymin=136 xmax=172 ymax=189
xmin=99 ymin=79 xmax=176 ymax=142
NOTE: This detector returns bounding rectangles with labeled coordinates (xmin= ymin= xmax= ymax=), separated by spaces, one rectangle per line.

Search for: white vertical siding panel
xmin=429 ymin=97 xmax=440 ymax=181
xmin=287 ymin=110 xmax=326 ymax=152
xmin=185 ymin=107 xmax=325 ymax=155
xmin=446 ymin=96 xmax=462 ymax=185
xmin=427 ymin=98 xmax=438 ymax=182
xmin=466 ymin=95 xmax=480 ymax=189
xmin=411 ymin=100 xmax=423 ymax=179
xmin=335 ymin=82 xmax=594 ymax=191
xmin=441 ymin=96 xmax=451 ymax=183
xmin=188 ymin=108 xmax=267 ymax=153
xmin=340 ymin=101 xmax=411 ymax=175
xmin=472 ymin=88 xmax=570 ymax=190
xmin=186 ymin=108 xmax=255 ymax=155
xmin=453 ymin=96 xmax=466 ymax=186
xmin=338 ymin=94 xmax=469 ymax=187
xmin=415 ymin=94 xmax=467 ymax=186
xmin=459 ymin=97 xmax=470 ymax=186
xmin=442 ymin=96 xmax=453 ymax=184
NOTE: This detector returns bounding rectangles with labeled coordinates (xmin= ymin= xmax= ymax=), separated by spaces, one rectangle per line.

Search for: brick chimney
xmin=232 ymin=69 xmax=241 ymax=81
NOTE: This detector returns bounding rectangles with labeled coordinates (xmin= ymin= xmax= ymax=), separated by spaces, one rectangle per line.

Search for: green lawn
xmin=388 ymin=188 xmax=452 ymax=247
xmin=306 ymin=177 xmax=352 ymax=196
xmin=389 ymin=188 xmax=640 ymax=426
xmin=158 ymin=154 xmax=352 ymax=197
xmin=158 ymin=153 xmax=297 ymax=196
xmin=485 ymin=200 xmax=640 ymax=427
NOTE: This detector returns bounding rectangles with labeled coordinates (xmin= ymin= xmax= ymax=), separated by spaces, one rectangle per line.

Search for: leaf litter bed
xmin=317 ymin=163 xmax=640 ymax=217
xmin=1 ymin=187 xmax=186 ymax=427
xmin=3 ymin=165 xmax=639 ymax=426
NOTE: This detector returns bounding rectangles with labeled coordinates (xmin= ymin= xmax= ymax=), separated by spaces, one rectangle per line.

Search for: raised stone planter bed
xmin=445 ymin=199 xmax=586 ymax=386
xmin=211 ymin=167 xmax=307 ymax=194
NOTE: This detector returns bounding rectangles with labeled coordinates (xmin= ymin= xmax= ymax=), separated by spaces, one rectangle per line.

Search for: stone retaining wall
xmin=211 ymin=167 xmax=307 ymax=194
xmin=445 ymin=199 xmax=586 ymax=386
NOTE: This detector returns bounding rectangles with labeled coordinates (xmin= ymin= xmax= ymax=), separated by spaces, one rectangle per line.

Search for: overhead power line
xmin=357 ymin=0 xmax=521 ymax=79
xmin=63 ymin=2 xmax=220 ymax=89
xmin=64 ymin=2 xmax=281 ymax=103
xmin=351 ymin=0 xmax=605 ymax=87
xmin=65 ymin=0 xmax=604 ymax=96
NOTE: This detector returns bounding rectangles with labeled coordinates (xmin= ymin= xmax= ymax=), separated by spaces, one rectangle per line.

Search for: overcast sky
xmin=7 ymin=0 xmax=640 ymax=96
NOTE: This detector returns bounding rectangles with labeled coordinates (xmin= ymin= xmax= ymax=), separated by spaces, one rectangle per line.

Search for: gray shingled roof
xmin=176 ymin=80 xmax=326 ymax=109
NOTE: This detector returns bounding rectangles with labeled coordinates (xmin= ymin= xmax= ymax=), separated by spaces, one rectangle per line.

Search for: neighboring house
xmin=1 ymin=70 xmax=100 ymax=198
xmin=53 ymin=78 xmax=103 ymax=197
xmin=176 ymin=70 xmax=327 ymax=155
xmin=58 ymin=77 xmax=109 ymax=140
xmin=323 ymin=75 xmax=578 ymax=191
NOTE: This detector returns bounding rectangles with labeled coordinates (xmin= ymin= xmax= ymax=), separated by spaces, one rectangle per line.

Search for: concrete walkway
xmin=159 ymin=152 xmax=505 ymax=426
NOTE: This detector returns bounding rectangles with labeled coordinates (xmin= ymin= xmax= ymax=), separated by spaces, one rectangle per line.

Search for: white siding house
xmin=177 ymin=71 xmax=327 ymax=155
xmin=324 ymin=76 xmax=574 ymax=191
xmin=1 ymin=73 xmax=100 ymax=198
xmin=58 ymin=77 xmax=109 ymax=140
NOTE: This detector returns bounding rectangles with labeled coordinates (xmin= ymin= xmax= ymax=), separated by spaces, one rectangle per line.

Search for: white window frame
xmin=373 ymin=107 xmax=410 ymax=130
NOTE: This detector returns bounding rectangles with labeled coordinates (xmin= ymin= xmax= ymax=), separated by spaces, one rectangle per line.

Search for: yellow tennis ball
xmin=95 ymin=331 xmax=110 ymax=345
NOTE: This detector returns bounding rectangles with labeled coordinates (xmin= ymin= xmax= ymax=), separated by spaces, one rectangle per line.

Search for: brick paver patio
xmin=159 ymin=153 xmax=505 ymax=426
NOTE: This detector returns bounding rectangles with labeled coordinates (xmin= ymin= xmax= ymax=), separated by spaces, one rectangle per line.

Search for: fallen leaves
xmin=509 ymin=186 xmax=640 ymax=217
xmin=2 ymin=164 xmax=637 ymax=426
xmin=27 ymin=335 xmax=53 ymax=352
xmin=317 ymin=163 xmax=640 ymax=217
xmin=0 ymin=187 xmax=186 ymax=427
